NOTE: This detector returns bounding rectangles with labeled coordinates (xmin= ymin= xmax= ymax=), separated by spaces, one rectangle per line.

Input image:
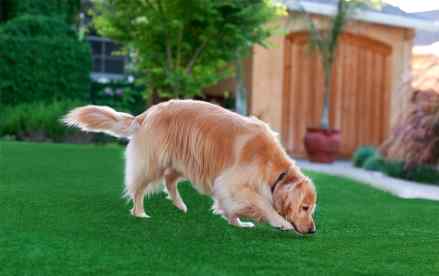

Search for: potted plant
xmin=299 ymin=0 xmax=375 ymax=163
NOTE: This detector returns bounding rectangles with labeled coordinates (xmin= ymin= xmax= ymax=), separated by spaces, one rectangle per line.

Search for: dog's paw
xmin=211 ymin=207 xmax=224 ymax=215
xmin=130 ymin=208 xmax=151 ymax=218
xmin=175 ymin=202 xmax=188 ymax=213
xmin=271 ymin=220 xmax=293 ymax=231
xmin=229 ymin=217 xmax=255 ymax=228
xmin=238 ymin=221 xmax=255 ymax=228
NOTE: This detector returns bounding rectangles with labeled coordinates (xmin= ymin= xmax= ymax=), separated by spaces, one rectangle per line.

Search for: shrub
xmin=0 ymin=14 xmax=76 ymax=38
xmin=381 ymin=160 xmax=406 ymax=178
xmin=92 ymin=0 xmax=286 ymax=103
xmin=381 ymin=90 xmax=439 ymax=167
xmin=5 ymin=0 xmax=80 ymax=24
xmin=90 ymin=80 xmax=146 ymax=115
xmin=0 ymin=15 xmax=91 ymax=105
xmin=404 ymin=164 xmax=439 ymax=184
xmin=0 ymin=101 xmax=83 ymax=142
xmin=406 ymin=165 xmax=439 ymax=184
xmin=352 ymin=146 xmax=377 ymax=167
xmin=380 ymin=160 xmax=439 ymax=185
xmin=362 ymin=155 xmax=385 ymax=172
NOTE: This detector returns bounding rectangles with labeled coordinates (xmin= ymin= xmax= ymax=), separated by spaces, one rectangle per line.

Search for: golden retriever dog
xmin=64 ymin=99 xmax=317 ymax=234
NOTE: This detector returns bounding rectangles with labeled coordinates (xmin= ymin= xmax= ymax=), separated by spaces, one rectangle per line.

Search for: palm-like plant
xmin=299 ymin=0 xmax=379 ymax=129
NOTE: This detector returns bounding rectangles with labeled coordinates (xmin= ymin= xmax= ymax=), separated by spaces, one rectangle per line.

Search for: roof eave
xmin=283 ymin=0 xmax=438 ymax=32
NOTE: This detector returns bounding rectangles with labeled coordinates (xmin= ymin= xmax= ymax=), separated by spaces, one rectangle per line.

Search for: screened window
xmin=88 ymin=35 xmax=128 ymax=79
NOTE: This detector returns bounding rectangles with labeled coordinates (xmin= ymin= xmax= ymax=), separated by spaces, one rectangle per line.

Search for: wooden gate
xmin=282 ymin=32 xmax=393 ymax=157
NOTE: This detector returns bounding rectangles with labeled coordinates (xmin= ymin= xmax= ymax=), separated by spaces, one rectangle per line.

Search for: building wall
xmin=249 ymin=13 xmax=414 ymax=142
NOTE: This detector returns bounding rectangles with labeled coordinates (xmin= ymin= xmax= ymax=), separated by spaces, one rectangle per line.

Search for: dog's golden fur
xmin=64 ymin=99 xmax=317 ymax=234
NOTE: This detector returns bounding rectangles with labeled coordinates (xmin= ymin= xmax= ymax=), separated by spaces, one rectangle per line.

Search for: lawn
xmin=1 ymin=141 xmax=439 ymax=276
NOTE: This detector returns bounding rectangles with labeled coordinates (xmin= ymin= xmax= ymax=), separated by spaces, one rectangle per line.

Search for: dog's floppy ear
xmin=275 ymin=171 xmax=288 ymax=184
xmin=271 ymin=171 xmax=288 ymax=193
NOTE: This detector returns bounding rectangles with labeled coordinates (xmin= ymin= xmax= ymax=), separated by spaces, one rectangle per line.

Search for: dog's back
xmin=134 ymin=99 xmax=282 ymax=193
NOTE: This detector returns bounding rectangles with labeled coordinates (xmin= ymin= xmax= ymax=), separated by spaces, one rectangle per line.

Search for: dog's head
xmin=272 ymin=173 xmax=317 ymax=235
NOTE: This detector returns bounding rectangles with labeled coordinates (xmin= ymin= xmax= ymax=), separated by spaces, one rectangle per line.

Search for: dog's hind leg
xmin=124 ymin=142 xmax=161 ymax=218
xmin=211 ymin=198 xmax=224 ymax=215
xmin=164 ymin=168 xmax=187 ymax=213
xmin=228 ymin=215 xmax=255 ymax=228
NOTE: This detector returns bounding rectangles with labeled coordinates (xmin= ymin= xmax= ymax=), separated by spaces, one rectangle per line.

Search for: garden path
xmin=297 ymin=160 xmax=439 ymax=201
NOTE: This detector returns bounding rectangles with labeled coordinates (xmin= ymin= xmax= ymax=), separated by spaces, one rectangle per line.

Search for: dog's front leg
xmin=242 ymin=192 xmax=294 ymax=231
xmin=220 ymin=190 xmax=293 ymax=231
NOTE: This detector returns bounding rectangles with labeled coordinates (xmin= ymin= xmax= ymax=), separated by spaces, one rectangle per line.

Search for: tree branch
xmin=185 ymin=39 xmax=208 ymax=74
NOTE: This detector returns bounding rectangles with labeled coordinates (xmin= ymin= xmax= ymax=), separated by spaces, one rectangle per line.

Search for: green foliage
xmin=0 ymin=16 xmax=91 ymax=105
xmin=362 ymin=155 xmax=385 ymax=172
xmin=5 ymin=0 xmax=80 ymax=24
xmin=352 ymin=146 xmax=377 ymax=168
xmin=91 ymin=0 xmax=286 ymax=102
xmin=404 ymin=164 xmax=439 ymax=184
xmin=380 ymin=160 xmax=405 ymax=178
xmin=0 ymin=14 xmax=76 ymax=37
xmin=0 ymin=100 xmax=82 ymax=142
xmin=381 ymin=160 xmax=439 ymax=185
xmin=91 ymin=80 xmax=146 ymax=114
xmin=361 ymin=155 xmax=439 ymax=184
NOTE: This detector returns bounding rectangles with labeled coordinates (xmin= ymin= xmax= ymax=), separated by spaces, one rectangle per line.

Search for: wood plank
xmin=282 ymin=39 xmax=292 ymax=150
xmin=382 ymin=56 xmax=392 ymax=139
xmin=374 ymin=53 xmax=384 ymax=145
xmin=333 ymin=44 xmax=344 ymax=131
xmin=356 ymin=46 xmax=366 ymax=148
xmin=283 ymin=31 xmax=393 ymax=157
xmin=293 ymin=43 xmax=304 ymax=155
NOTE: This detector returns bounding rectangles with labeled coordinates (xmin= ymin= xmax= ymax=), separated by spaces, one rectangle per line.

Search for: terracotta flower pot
xmin=304 ymin=127 xmax=341 ymax=163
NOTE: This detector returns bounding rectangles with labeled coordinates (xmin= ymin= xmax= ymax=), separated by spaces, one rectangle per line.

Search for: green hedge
xmin=0 ymin=15 xmax=77 ymax=38
xmin=90 ymin=80 xmax=147 ymax=115
xmin=381 ymin=161 xmax=439 ymax=185
xmin=0 ymin=16 xmax=91 ymax=105
xmin=360 ymin=155 xmax=439 ymax=185
xmin=5 ymin=0 xmax=80 ymax=23
xmin=352 ymin=146 xmax=377 ymax=168
xmin=0 ymin=100 xmax=82 ymax=142
xmin=362 ymin=155 xmax=385 ymax=172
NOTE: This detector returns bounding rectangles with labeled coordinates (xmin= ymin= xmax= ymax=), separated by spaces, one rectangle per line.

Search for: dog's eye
xmin=302 ymin=206 xmax=309 ymax=211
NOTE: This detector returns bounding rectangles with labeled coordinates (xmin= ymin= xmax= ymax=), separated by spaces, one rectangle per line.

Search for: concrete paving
xmin=296 ymin=160 xmax=439 ymax=201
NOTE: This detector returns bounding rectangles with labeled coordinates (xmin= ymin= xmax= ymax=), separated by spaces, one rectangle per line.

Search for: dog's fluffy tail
xmin=63 ymin=105 xmax=141 ymax=138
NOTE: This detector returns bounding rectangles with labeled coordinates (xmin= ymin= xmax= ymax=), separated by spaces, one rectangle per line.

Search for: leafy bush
xmin=91 ymin=80 xmax=146 ymax=115
xmin=92 ymin=0 xmax=286 ymax=103
xmin=362 ymin=155 xmax=385 ymax=172
xmin=380 ymin=160 xmax=439 ymax=185
xmin=0 ymin=101 xmax=83 ymax=142
xmin=380 ymin=160 xmax=406 ymax=178
xmin=0 ymin=14 xmax=76 ymax=38
xmin=0 ymin=15 xmax=91 ymax=105
xmin=352 ymin=146 xmax=377 ymax=167
xmin=381 ymin=90 xmax=439 ymax=167
xmin=5 ymin=0 xmax=80 ymax=24
xmin=361 ymin=156 xmax=439 ymax=185
xmin=405 ymin=164 xmax=439 ymax=184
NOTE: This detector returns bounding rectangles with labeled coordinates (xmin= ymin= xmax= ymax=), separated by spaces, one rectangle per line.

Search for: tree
xmin=298 ymin=0 xmax=381 ymax=129
xmin=91 ymin=0 xmax=286 ymax=105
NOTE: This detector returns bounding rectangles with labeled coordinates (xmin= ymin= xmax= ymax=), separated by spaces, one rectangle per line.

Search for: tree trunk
xmin=320 ymin=63 xmax=332 ymax=129
xmin=235 ymin=59 xmax=247 ymax=115
xmin=148 ymin=88 xmax=160 ymax=107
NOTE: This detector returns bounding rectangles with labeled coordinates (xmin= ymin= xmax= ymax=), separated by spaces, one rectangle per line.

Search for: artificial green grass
xmin=1 ymin=141 xmax=439 ymax=276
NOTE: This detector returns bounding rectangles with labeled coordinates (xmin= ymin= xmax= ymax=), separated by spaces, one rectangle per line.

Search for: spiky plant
xmin=298 ymin=0 xmax=380 ymax=129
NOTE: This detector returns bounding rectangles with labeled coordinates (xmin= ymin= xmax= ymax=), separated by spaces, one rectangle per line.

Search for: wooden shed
xmin=231 ymin=1 xmax=437 ymax=158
